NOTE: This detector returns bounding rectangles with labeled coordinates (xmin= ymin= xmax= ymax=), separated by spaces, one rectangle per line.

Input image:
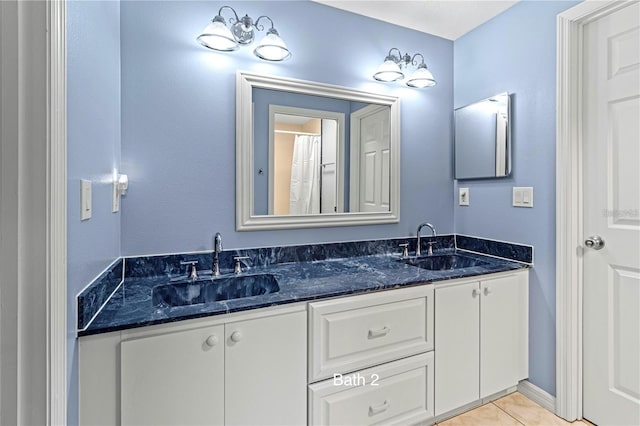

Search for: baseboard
xmin=518 ymin=380 xmax=556 ymax=414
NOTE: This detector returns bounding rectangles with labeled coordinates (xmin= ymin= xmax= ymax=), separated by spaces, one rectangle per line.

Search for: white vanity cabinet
xmin=120 ymin=325 xmax=225 ymax=426
xmin=80 ymin=305 xmax=307 ymax=426
xmin=434 ymin=270 xmax=529 ymax=417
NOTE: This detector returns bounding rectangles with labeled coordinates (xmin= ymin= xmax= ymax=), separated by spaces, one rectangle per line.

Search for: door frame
xmin=555 ymin=0 xmax=630 ymax=421
xmin=0 ymin=0 xmax=67 ymax=423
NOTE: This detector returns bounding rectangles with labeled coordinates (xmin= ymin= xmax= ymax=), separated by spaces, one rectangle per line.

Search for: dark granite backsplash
xmin=77 ymin=258 xmax=124 ymax=330
xmin=455 ymin=234 xmax=533 ymax=264
xmin=123 ymin=235 xmax=455 ymax=279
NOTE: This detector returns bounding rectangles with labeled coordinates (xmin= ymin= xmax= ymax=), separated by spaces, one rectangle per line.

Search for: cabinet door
xmin=480 ymin=272 xmax=528 ymax=398
xmin=435 ymin=281 xmax=480 ymax=416
xmin=121 ymin=325 xmax=224 ymax=426
xmin=225 ymin=310 xmax=307 ymax=426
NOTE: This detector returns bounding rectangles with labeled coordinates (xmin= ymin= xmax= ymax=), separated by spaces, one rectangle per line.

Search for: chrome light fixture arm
xmin=217 ymin=5 xmax=240 ymax=24
xmin=410 ymin=53 xmax=425 ymax=67
xmin=253 ymin=15 xmax=275 ymax=32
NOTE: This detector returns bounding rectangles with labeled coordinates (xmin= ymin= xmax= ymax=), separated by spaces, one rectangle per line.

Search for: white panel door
xmin=120 ymin=325 xmax=225 ymax=426
xmin=435 ymin=281 xmax=480 ymax=416
xmin=480 ymin=273 xmax=528 ymax=398
xmin=321 ymin=119 xmax=337 ymax=213
xmin=583 ymin=3 xmax=640 ymax=425
xmin=359 ymin=107 xmax=390 ymax=212
xmin=225 ymin=311 xmax=307 ymax=426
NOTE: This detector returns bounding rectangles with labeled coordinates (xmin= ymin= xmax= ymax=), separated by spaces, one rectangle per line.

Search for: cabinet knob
xmin=484 ymin=287 xmax=492 ymax=295
xmin=472 ymin=288 xmax=481 ymax=297
xmin=230 ymin=331 xmax=242 ymax=342
xmin=205 ymin=335 xmax=218 ymax=347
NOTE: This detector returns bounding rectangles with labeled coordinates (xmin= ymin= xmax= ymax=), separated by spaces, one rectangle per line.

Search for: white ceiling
xmin=312 ymin=0 xmax=519 ymax=40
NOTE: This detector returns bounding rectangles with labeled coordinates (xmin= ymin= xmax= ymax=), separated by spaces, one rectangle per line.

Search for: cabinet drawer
xmin=309 ymin=286 xmax=434 ymax=382
xmin=309 ymin=352 xmax=434 ymax=426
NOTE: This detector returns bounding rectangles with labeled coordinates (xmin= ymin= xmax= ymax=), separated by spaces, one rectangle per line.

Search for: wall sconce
xmin=197 ymin=5 xmax=291 ymax=62
xmin=373 ymin=48 xmax=436 ymax=88
xmin=112 ymin=172 xmax=128 ymax=213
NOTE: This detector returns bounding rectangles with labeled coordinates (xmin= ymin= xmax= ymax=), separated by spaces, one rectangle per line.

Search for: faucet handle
xmin=180 ymin=260 xmax=199 ymax=280
xmin=398 ymin=243 xmax=409 ymax=258
xmin=233 ymin=256 xmax=250 ymax=274
xmin=426 ymin=241 xmax=437 ymax=256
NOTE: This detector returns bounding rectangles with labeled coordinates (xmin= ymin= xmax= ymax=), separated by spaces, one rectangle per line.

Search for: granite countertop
xmin=79 ymin=249 xmax=527 ymax=337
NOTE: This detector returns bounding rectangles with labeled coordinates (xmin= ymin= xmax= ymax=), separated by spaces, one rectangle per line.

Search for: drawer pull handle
xmin=368 ymin=326 xmax=390 ymax=339
xmin=369 ymin=400 xmax=389 ymax=415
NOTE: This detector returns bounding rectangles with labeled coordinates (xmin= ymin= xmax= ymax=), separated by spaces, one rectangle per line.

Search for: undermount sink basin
xmin=152 ymin=274 xmax=280 ymax=308
xmin=398 ymin=254 xmax=488 ymax=271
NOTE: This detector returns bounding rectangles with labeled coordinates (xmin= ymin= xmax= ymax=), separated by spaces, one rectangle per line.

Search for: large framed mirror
xmin=454 ymin=92 xmax=511 ymax=179
xmin=236 ymin=72 xmax=400 ymax=230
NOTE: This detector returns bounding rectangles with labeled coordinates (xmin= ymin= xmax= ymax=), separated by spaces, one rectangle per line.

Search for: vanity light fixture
xmin=373 ymin=48 xmax=436 ymax=88
xmin=197 ymin=5 xmax=291 ymax=62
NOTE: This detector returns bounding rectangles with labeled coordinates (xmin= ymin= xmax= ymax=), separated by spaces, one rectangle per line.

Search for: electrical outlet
xmin=459 ymin=187 xmax=470 ymax=206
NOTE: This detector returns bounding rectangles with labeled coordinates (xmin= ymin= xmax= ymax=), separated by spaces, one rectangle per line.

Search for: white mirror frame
xmin=236 ymin=71 xmax=401 ymax=231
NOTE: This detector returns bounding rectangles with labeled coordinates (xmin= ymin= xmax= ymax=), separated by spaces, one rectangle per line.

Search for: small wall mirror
xmin=454 ymin=92 xmax=511 ymax=179
xmin=236 ymin=72 xmax=400 ymax=231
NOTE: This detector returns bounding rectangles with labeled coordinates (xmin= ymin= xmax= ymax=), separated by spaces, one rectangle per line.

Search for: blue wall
xmin=453 ymin=0 xmax=580 ymax=396
xmin=120 ymin=0 xmax=454 ymax=255
xmin=67 ymin=1 xmax=121 ymax=424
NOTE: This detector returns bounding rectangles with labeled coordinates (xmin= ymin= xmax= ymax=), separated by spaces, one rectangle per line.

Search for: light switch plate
xmin=81 ymin=179 xmax=92 ymax=220
xmin=459 ymin=187 xmax=470 ymax=206
xmin=513 ymin=187 xmax=533 ymax=207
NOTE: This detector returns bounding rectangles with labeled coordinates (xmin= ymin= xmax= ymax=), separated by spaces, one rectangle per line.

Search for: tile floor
xmin=437 ymin=392 xmax=594 ymax=426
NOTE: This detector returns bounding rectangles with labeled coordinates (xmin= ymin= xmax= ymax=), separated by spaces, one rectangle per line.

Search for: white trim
xmin=47 ymin=0 xmax=67 ymax=424
xmin=555 ymin=1 xmax=625 ymax=421
xmin=518 ymin=380 xmax=556 ymax=413
xmin=1 ymin=1 xmax=20 ymax=423
xmin=236 ymin=71 xmax=400 ymax=231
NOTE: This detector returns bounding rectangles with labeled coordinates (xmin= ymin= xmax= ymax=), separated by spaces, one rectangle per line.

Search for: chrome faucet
xmin=213 ymin=232 xmax=223 ymax=276
xmin=416 ymin=222 xmax=436 ymax=257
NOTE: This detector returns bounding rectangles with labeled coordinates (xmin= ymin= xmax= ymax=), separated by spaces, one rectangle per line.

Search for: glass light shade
xmin=406 ymin=65 xmax=436 ymax=88
xmin=197 ymin=19 xmax=239 ymax=51
xmin=373 ymin=59 xmax=404 ymax=82
xmin=253 ymin=30 xmax=291 ymax=61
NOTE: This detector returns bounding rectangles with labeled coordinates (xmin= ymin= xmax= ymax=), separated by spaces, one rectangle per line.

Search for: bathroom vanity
xmin=77 ymin=237 xmax=531 ymax=425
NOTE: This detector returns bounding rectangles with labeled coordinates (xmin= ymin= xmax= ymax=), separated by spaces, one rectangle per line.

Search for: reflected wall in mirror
xmin=237 ymin=72 xmax=400 ymax=231
xmin=454 ymin=92 xmax=511 ymax=179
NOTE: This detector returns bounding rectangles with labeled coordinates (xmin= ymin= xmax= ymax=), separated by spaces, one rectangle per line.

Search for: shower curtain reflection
xmin=289 ymin=135 xmax=321 ymax=215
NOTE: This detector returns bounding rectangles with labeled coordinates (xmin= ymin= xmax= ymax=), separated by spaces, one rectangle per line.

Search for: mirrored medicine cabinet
xmin=454 ymin=92 xmax=511 ymax=179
